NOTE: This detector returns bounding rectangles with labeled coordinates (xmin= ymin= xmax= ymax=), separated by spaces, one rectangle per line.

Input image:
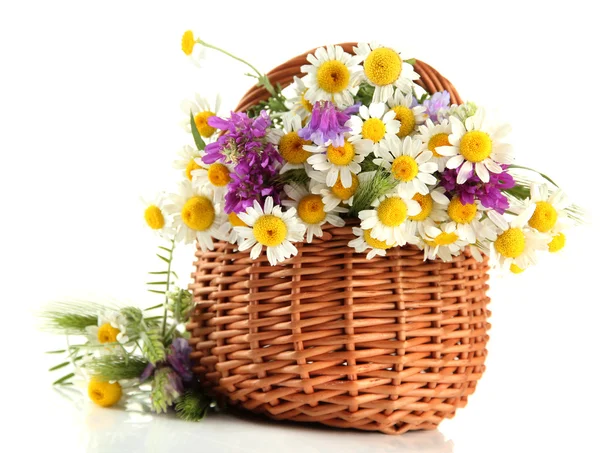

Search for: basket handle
xmin=235 ymin=42 xmax=462 ymax=112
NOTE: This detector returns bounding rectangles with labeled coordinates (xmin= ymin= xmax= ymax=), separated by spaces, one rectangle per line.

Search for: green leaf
xmin=146 ymin=281 xmax=169 ymax=286
xmin=190 ymin=112 xmax=206 ymax=151
xmin=148 ymin=290 xmax=166 ymax=295
xmin=46 ymin=349 xmax=66 ymax=354
xmin=49 ymin=361 xmax=70 ymax=372
xmin=404 ymin=58 xmax=416 ymax=66
xmin=52 ymin=373 xmax=75 ymax=386
xmin=144 ymin=303 xmax=164 ymax=311
xmin=156 ymin=254 xmax=170 ymax=264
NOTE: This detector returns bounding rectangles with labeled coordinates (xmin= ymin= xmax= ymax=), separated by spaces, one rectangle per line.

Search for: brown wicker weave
xmin=188 ymin=43 xmax=491 ymax=435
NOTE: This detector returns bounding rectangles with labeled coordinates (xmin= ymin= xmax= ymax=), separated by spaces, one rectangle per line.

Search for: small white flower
xmin=445 ymin=197 xmax=498 ymax=244
xmin=347 ymin=103 xmax=400 ymax=157
xmin=85 ymin=310 xmax=129 ymax=351
xmin=140 ymin=194 xmax=175 ymax=239
xmin=387 ymin=90 xmax=427 ymax=138
xmin=217 ymin=212 xmax=249 ymax=245
xmin=191 ymin=159 xmax=232 ymax=200
xmin=180 ymin=93 xmax=221 ymax=138
xmin=374 ymin=136 xmax=437 ymax=198
xmin=284 ymin=76 xmax=313 ymax=120
xmin=419 ymin=220 xmax=470 ymax=262
xmin=173 ymin=145 xmax=204 ymax=181
xmin=301 ymin=45 xmax=363 ymax=108
xmin=267 ymin=113 xmax=313 ymax=174
xmin=235 ymin=197 xmax=306 ymax=266
xmin=348 ymin=227 xmax=394 ymax=260
xmin=437 ymin=107 xmax=514 ymax=184
xmin=404 ymin=188 xmax=450 ymax=234
xmin=310 ymin=170 xmax=373 ymax=211
xmin=282 ymin=183 xmax=346 ymax=243
xmin=415 ymin=118 xmax=453 ymax=171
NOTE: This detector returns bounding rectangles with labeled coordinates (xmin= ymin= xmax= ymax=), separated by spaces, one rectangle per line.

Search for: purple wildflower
xmin=298 ymin=101 xmax=358 ymax=147
xmin=423 ymin=91 xmax=451 ymax=123
xmin=441 ymin=165 xmax=515 ymax=213
xmin=167 ymin=338 xmax=193 ymax=382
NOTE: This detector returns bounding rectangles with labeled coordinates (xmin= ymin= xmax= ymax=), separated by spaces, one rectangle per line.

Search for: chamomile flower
xmin=354 ymin=42 xmax=419 ymax=104
xmin=415 ymin=118 xmax=453 ymax=171
xmin=285 ymin=76 xmax=313 ymax=119
xmin=420 ymin=221 xmax=470 ymax=262
xmin=348 ymin=227 xmax=395 ymax=260
xmin=358 ymin=193 xmax=421 ymax=246
xmin=267 ymin=113 xmax=313 ymax=173
xmin=235 ymin=197 xmax=306 ymax=266
xmin=436 ymin=107 xmax=514 ymax=184
xmin=217 ymin=212 xmax=248 ymax=245
xmin=311 ymin=170 xmax=373 ymax=211
xmin=282 ymin=183 xmax=346 ymax=243
xmin=301 ymin=45 xmax=363 ymax=108
xmin=86 ymin=310 xmax=129 ymax=346
xmin=305 ymin=137 xmax=371 ymax=188
xmin=191 ymin=159 xmax=232 ymax=199
xmin=180 ymin=93 xmax=221 ymax=138
xmin=173 ymin=145 xmax=204 ymax=181
xmin=374 ymin=136 xmax=437 ymax=198
xmin=141 ymin=194 xmax=174 ymax=239
xmin=180 ymin=30 xmax=206 ymax=67
xmin=487 ymin=203 xmax=550 ymax=270
xmin=347 ymin=103 xmax=400 ymax=157
xmin=168 ymin=180 xmax=225 ymax=249
xmin=445 ymin=197 xmax=497 ymax=243
xmin=387 ymin=91 xmax=426 ymax=138
xmin=524 ymin=183 xmax=571 ymax=253
xmin=404 ymin=188 xmax=450 ymax=234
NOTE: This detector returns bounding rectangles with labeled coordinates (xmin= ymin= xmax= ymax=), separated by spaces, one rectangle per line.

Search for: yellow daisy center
xmin=377 ymin=197 xmax=408 ymax=227
xmin=185 ymin=159 xmax=202 ymax=181
xmin=326 ymin=141 xmax=355 ymax=166
xmin=428 ymin=133 xmax=451 ymax=158
xmin=364 ymin=47 xmax=402 ymax=86
xmin=494 ymin=227 xmax=526 ymax=258
xmin=392 ymin=106 xmax=415 ymax=138
xmin=316 ymin=60 xmax=350 ymax=94
xmin=548 ymin=232 xmax=566 ymax=253
xmin=144 ymin=205 xmax=165 ymax=230
xmin=228 ymin=212 xmax=247 ymax=227
xmin=434 ymin=232 xmax=459 ymax=246
xmin=97 ymin=323 xmax=120 ymax=344
xmin=364 ymin=229 xmax=392 ymax=250
xmin=298 ymin=195 xmax=327 ymax=224
xmin=181 ymin=196 xmax=215 ymax=231
xmin=447 ymin=197 xmax=478 ymax=224
xmin=207 ymin=163 xmax=231 ymax=187
xmin=510 ymin=263 xmax=525 ymax=274
xmin=361 ymin=118 xmax=386 ymax=143
xmin=181 ymin=30 xmax=195 ymax=56
xmin=300 ymin=90 xmax=313 ymax=113
xmin=391 ymin=155 xmax=419 ymax=182
xmin=88 ymin=378 xmax=122 ymax=408
xmin=279 ymin=131 xmax=312 ymax=164
xmin=528 ymin=201 xmax=558 ymax=233
xmin=194 ymin=111 xmax=217 ymax=138
xmin=253 ymin=215 xmax=288 ymax=247
xmin=331 ymin=173 xmax=359 ymax=200
xmin=459 ymin=131 xmax=492 ymax=163
xmin=409 ymin=193 xmax=433 ymax=221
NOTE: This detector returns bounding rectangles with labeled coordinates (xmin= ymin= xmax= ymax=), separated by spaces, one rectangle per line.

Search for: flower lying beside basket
xmin=40 ymin=33 xmax=584 ymax=434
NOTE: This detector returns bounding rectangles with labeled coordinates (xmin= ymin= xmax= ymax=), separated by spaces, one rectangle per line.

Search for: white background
xmin=1 ymin=1 xmax=599 ymax=452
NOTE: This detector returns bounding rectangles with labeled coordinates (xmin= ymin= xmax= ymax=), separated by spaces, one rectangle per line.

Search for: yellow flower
xmin=88 ymin=378 xmax=122 ymax=407
xmin=181 ymin=30 xmax=196 ymax=56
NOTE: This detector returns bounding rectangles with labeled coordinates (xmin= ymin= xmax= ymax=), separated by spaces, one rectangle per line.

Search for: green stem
xmin=197 ymin=39 xmax=276 ymax=96
xmin=509 ymin=164 xmax=559 ymax=187
xmin=161 ymin=239 xmax=175 ymax=338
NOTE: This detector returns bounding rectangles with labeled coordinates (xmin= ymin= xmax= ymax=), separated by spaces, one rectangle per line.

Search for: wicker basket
xmin=187 ymin=43 xmax=491 ymax=435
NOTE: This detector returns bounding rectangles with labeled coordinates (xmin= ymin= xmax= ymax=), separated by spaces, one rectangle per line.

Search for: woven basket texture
xmin=188 ymin=43 xmax=491 ymax=435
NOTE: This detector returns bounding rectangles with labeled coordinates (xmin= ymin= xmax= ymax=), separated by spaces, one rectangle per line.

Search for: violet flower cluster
xmin=422 ymin=91 xmax=450 ymax=123
xmin=441 ymin=165 xmax=515 ymax=213
xmin=299 ymin=101 xmax=359 ymax=147
xmin=203 ymin=111 xmax=282 ymax=213
xmin=140 ymin=337 xmax=193 ymax=397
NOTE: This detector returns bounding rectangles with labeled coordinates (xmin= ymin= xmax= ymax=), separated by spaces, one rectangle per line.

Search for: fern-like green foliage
xmin=141 ymin=327 xmax=166 ymax=365
xmin=85 ymin=356 xmax=148 ymax=381
xmin=349 ymin=168 xmax=399 ymax=216
xmin=175 ymin=390 xmax=212 ymax=422
xmin=38 ymin=301 xmax=106 ymax=335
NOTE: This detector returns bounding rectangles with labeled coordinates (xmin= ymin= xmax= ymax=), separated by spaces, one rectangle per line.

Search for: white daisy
xmin=348 ymin=227 xmax=395 ymax=260
xmin=173 ymin=145 xmax=204 ymax=181
xmin=267 ymin=113 xmax=313 ymax=173
xmin=420 ymin=220 xmax=470 ymax=262
xmin=436 ymin=107 xmax=514 ymax=184
xmin=387 ymin=90 xmax=427 ymax=138
xmin=235 ymin=197 xmax=306 ymax=266
xmin=217 ymin=212 xmax=248 ymax=245
xmin=85 ymin=310 xmax=129 ymax=349
xmin=141 ymin=193 xmax=175 ymax=239
xmin=285 ymin=76 xmax=313 ymax=120
xmin=180 ymin=93 xmax=221 ymax=138
xmin=347 ymin=103 xmax=400 ymax=157
xmin=358 ymin=193 xmax=421 ymax=246
xmin=374 ymin=136 xmax=437 ymax=198
xmin=310 ymin=170 xmax=373 ymax=211
xmin=304 ymin=137 xmax=371 ymax=188
xmin=405 ymin=188 xmax=450 ymax=237
xmin=301 ymin=45 xmax=363 ymax=108
xmin=354 ymin=42 xmax=419 ymax=104
xmin=168 ymin=180 xmax=225 ymax=249
xmin=181 ymin=30 xmax=206 ymax=68
xmin=445 ymin=197 xmax=498 ymax=244
xmin=415 ymin=118 xmax=453 ymax=171
xmin=191 ymin=159 xmax=232 ymax=199
xmin=487 ymin=203 xmax=550 ymax=270
xmin=282 ymin=183 xmax=346 ymax=243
